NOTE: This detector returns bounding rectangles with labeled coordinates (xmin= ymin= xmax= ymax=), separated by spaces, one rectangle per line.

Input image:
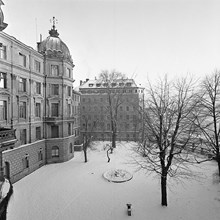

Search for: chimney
xmin=80 ymin=80 xmax=83 ymax=86
xmin=86 ymin=78 xmax=89 ymax=82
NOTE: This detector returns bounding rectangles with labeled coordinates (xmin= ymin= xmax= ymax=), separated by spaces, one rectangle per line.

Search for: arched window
xmin=22 ymin=153 xmax=29 ymax=169
xmin=38 ymin=148 xmax=43 ymax=161
xmin=69 ymin=143 xmax=73 ymax=153
xmin=52 ymin=146 xmax=59 ymax=157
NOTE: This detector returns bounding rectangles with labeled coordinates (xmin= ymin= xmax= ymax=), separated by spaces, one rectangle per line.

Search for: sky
xmin=2 ymin=0 xmax=220 ymax=87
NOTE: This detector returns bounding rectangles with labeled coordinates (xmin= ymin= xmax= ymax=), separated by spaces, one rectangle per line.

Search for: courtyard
xmin=7 ymin=142 xmax=220 ymax=220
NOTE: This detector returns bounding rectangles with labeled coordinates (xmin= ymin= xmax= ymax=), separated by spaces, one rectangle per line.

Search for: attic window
xmin=111 ymin=83 xmax=117 ymax=87
xmin=96 ymin=83 xmax=101 ymax=87
xmin=103 ymin=83 xmax=108 ymax=87
xmin=89 ymin=84 xmax=94 ymax=87
xmin=119 ymin=83 xmax=124 ymax=86
xmin=126 ymin=82 xmax=132 ymax=87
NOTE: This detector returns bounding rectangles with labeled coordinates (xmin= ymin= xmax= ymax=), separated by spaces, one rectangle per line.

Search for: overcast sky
xmin=3 ymin=0 xmax=220 ymax=86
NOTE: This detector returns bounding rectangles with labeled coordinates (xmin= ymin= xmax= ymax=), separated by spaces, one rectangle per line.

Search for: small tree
xmin=81 ymin=113 xmax=99 ymax=162
xmin=195 ymin=71 xmax=220 ymax=176
xmin=136 ymin=76 xmax=199 ymax=206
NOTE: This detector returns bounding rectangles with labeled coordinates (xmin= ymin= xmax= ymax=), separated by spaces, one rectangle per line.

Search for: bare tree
xmin=98 ymin=70 xmax=127 ymax=149
xmin=135 ymin=76 xmax=199 ymax=206
xmin=194 ymin=71 xmax=220 ymax=176
xmin=81 ymin=112 xmax=99 ymax=162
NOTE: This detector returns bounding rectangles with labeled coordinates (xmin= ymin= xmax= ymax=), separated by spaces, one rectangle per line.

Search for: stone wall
xmin=2 ymin=140 xmax=46 ymax=183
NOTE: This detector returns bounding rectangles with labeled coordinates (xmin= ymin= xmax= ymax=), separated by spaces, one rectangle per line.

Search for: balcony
xmin=0 ymin=128 xmax=17 ymax=148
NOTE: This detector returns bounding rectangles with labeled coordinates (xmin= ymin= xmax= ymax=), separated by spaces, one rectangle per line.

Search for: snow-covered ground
xmin=7 ymin=142 xmax=220 ymax=220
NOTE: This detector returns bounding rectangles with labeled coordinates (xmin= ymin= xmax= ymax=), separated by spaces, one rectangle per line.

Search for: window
xmin=126 ymin=106 xmax=129 ymax=111
xmin=51 ymin=103 xmax=59 ymax=117
xmin=35 ymin=103 xmax=41 ymax=117
xmin=51 ymin=125 xmax=59 ymax=138
xmin=19 ymin=77 xmax=26 ymax=92
xmin=51 ymin=65 xmax=59 ymax=76
xmin=120 ymin=106 xmax=123 ymax=111
xmin=0 ymin=43 xmax=6 ymax=59
xmin=96 ymin=83 xmax=101 ymax=87
xmin=36 ymin=82 xmax=41 ymax=94
xmin=67 ymin=104 xmax=71 ymax=116
xmin=0 ymin=100 xmax=7 ymax=120
xmin=19 ymin=102 xmax=26 ymax=118
xmin=19 ymin=53 xmax=26 ymax=67
xmin=20 ymin=129 xmax=27 ymax=145
xmin=126 ymin=123 xmax=129 ymax=129
xmin=51 ymin=146 xmax=59 ymax=157
xmin=126 ymin=115 xmax=129 ymax=120
xmin=126 ymin=82 xmax=132 ymax=87
xmin=103 ymin=83 xmax=108 ymax=87
xmin=36 ymin=127 xmax=41 ymax=140
xmin=67 ymin=68 xmax=71 ymax=78
xmin=0 ymin=72 xmax=6 ymax=88
xmin=34 ymin=60 xmax=41 ymax=72
xmin=119 ymin=83 xmax=124 ymax=86
xmin=23 ymin=154 xmax=29 ymax=169
xmin=38 ymin=150 xmax=43 ymax=161
xmin=51 ymin=84 xmax=59 ymax=95
xmin=111 ymin=83 xmax=117 ymax=87
xmin=107 ymin=124 xmax=110 ymax=130
xmin=89 ymin=84 xmax=93 ymax=87
xmin=69 ymin=143 xmax=73 ymax=153
xmin=68 ymin=86 xmax=71 ymax=96
xmin=68 ymin=123 xmax=71 ymax=135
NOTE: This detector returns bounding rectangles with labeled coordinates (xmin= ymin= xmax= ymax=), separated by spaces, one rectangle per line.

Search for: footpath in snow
xmin=7 ymin=141 xmax=220 ymax=220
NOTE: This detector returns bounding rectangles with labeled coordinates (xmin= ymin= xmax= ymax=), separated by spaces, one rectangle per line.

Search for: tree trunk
xmin=107 ymin=148 xmax=111 ymax=162
xmin=83 ymin=149 xmax=87 ymax=163
xmin=112 ymin=132 xmax=116 ymax=148
xmin=217 ymin=156 xmax=220 ymax=177
xmin=161 ymin=174 xmax=168 ymax=206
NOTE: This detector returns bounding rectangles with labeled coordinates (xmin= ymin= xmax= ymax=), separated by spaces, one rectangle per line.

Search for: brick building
xmin=0 ymin=15 xmax=80 ymax=182
xmin=79 ymin=78 xmax=144 ymax=141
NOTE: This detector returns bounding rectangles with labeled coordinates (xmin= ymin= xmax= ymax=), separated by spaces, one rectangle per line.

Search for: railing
xmin=0 ymin=129 xmax=16 ymax=144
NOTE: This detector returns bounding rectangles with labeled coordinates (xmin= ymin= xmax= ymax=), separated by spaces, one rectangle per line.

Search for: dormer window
xmin=119 ymin=83 xmax=124 ymax=86
xmin=103 ymin=83 xmax=108 ymax=87
xmin=96 ymin=83 xmax=101 ymax=87
xmin=111 ymin=83 xmax=117 ymax=87
xmin=126 ymin=82 xmax=132 ymax=87
xmin=89 ymin=83 xmax=93 ymax=87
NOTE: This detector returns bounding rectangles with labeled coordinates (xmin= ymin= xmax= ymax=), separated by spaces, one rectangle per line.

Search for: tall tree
xmin=195 ymin=71 xmax=220 ymax=176
xmin=135 ymin=76 xmax=199 ymax=206
xmin=98 ymin=70 xmax=127 ymax=149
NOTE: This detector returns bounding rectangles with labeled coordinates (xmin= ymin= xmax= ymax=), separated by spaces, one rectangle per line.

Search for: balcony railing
xmin=0 ymin=128 xmax=16 ymax=144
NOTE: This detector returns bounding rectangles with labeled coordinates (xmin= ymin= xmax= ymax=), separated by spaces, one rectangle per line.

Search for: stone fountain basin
xmin=103 ymin=169 xmax=133 ymax=183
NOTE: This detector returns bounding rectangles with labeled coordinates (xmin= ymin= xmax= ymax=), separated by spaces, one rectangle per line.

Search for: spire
xmin=49 ymin=16 xmax=59 ymax=37
xmin=0 ymin=0 xmax=8 ymax=31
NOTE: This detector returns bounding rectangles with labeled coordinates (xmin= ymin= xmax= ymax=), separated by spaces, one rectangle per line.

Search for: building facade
xmin=79 ymin=78 xmax=144 ymax=141
xmin=0 ymin=20 xmax=80 ymax=182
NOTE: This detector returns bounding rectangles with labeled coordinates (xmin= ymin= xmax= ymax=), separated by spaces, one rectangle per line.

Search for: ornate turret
xmin=0 ymin=0 xmax=8 ymax=31
xmin=37 ymin=17 xmax=73 ymax=64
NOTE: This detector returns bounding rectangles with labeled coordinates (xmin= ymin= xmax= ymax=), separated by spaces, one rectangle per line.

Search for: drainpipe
xmin=10 ymin=41 xmax=14 ymax=129
xmin=62 ymin=60 xmax=64 ymax=138
xmin=29 ymin=52 xmax=32 ymax=143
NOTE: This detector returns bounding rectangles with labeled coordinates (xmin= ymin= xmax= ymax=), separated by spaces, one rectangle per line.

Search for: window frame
xmin=0 ymin=43 xmax=7 ymax=60
xmin=0 ymin=72 xmax=7 ymax=88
